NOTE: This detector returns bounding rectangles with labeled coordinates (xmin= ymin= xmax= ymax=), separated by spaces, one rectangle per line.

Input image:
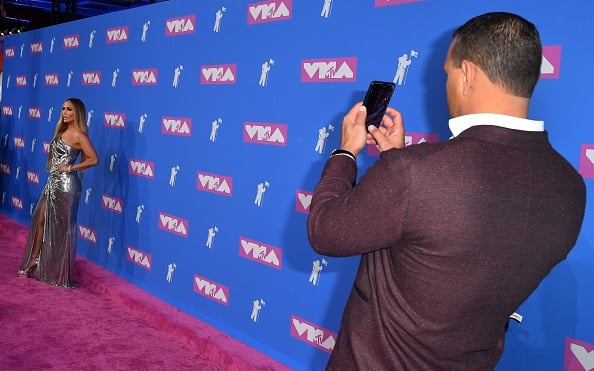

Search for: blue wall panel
xmin=1 ymin=1 xmax=592 ymax=370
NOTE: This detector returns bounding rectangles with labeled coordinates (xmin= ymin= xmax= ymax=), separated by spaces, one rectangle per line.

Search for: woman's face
xmin=61 ymin=101 xmax=75 ymax=125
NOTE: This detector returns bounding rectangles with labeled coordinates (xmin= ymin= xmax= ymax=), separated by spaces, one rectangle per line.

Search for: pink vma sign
xmin=541 ymin=45 xmax=562 ymax=79
xmin=579 ymin=144 xmax=594 ymax=179
xmin=367 ymin=132 xmax=439 ymax=156
xmin=295 ymin=190 xmax=312 ymax=214
xmin=564 ymin=337 xmax=594 ymax=371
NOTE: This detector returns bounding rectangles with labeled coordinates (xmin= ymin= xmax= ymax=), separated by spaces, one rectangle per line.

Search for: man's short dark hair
xmin=451 ymin=12 xmax=542 ymax=98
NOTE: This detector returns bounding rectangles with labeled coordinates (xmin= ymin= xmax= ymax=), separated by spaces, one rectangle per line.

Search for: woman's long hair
xmin=46 ymin=98 xmax=88 ymax=169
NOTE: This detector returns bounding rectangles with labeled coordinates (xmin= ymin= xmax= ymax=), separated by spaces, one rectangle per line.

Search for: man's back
xmin=322 ymin=125 xmax=586 ymax=370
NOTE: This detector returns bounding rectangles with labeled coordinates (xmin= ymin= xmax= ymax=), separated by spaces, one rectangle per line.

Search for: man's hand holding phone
xmin=337 ymin=81 xmax=405 ymax=157
xmin=361 ymin=80 xmax=405 ymax=151
xmin=366 ymin=107 xmax=405 ymax=152
xmin=339 ymin=104 xmax=405 ymax=157
xmin=337 ymin=103 xmax=369 ymax=158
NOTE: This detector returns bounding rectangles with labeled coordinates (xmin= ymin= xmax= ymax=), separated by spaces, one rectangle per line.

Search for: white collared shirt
xmin=448 ymin=113 xmax=544 ymax=138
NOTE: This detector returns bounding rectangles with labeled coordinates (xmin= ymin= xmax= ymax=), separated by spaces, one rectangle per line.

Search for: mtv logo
xmin=565 ymin=337 xmax=594 ymax=371
xmin=247 ymin=0 xmax=292 ymax=24
xmin=193 ymin=274 xmax=229 ymax=305
xmin=26 ymin=170 xmax=40 ymax=184
xmin=165 ymin=15 xmax=196 ymax=35
xmin=541 ymin=45 xmax=561 ymax=79
xmin=243 ymin=122 xmax=287 ymax=146
xmin=30 ymin=41 xmax=43 ymax=54
xmin=63 ymin=35 xmax=80 ymax=49
xmin=127 ymin=246 xmax=152 ymax=270
xmin=290 ymin=314 xmax=337 ymax=353
xmin=301 ymin=57 xmax=357 ymax=82
xmin=78 ymin=224 xmax=97 ymax=243
xmin=12 ymin=196 xmax=23 ymax=209
xmin=16 ymin=76 xmax=27 ymax=87
xmin=239 ymin=237 xmax=283 ymax=269
xmin=579 ymin=144 xmax=594 ymax=179
xmin=200 ymin=64 xmax=237 ymax=84
xmin=106 ymin=26 xmax=129 ymax=43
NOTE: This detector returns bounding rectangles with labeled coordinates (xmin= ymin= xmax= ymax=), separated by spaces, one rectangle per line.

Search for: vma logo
xmin=13 ymin=137 xmax=25 ymax=149
xmin=565 ymin=337 xmax=594 ymax=371
xmin=102 ymin=193 xmax=124 ymax=214
xmin=541 ymin=45 xmax=562 ymax=79
xmin=404 ymin=132 xmax=440 ymax=146
xmin=243 ymin=122 xmax=287 ymax=146
xmin=45 ymin=73 xmax=59 ymax=86
xmin=2 ymin=106 xmax=13 ymax=116
xmin=165 ymin=15 xmax=196 ymax=36
xmin=132 ymin=68 xmax=158 ymax=85
xmin=43 ymin=142 xmax=50 ymax=154
xmin=239 ymin=237 xmax=282 ymax=269
xmin=579 ymin=144 xmax=594 ymax=179
xmin=197 ymin=171 xmax=233 ymax=196
xmin=16 ymin=76 xmax=27 ymax=87
xmin=290 ymin=315 xmax=336 ymax=353
xmin=368 ymin=131 xmax=439 ymax=156
xmin=26 ymin=170 xmax=40 ymax=184
xmin=82 ymin=71 xmax=101 ymax=85
xmin=12 ymin=196 xmax=23 ymax=210
xmin=78 ymin=224 xmax=98 ymax=244
xmin=127 ymin=246 xmax=152 ymax=270
xmin=158 ymin=211 xmax=189 ymax=238
xmin=374 ymin=0 xmax=423 ymax=6
xmin=295 ymin=190 xmax=312 ymax=214
xmin=106 ymin=26 xmax=129 ymax=43
xmin=193 ymin=274 xmax=229 ymax=306
xmin=4 ymin=47 xmax=15 ymax=58
xmin=63 ymin=34 xmax=80 ymax=49
xmin=200 ymin=64 xmax=237 ymax=84
xmin=28 ymin=107 xmax=41 ymax=119
xmin=30 ymin=41 xmax=43 ymax=54
xmin=129 ymin=158 xmax=155 ymax=179
xmin=161 ymin=116 xmax=192 ymax=136
xmin=301 ymin=57 xmax=357 ymax=82
xmin=247 ymin=0 xmax=292 ymax=24
xmin=104 ymin=112 xmax=126 ymax=128
xmin=0 ymin=163 xmax=10 ymax=174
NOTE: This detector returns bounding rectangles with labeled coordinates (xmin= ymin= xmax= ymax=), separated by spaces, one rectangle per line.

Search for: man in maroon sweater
xmin=307 ymin=12 xmax=586 ymax=370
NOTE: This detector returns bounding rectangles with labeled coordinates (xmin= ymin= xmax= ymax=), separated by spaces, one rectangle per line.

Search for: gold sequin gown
xmin=18 ymin=137 xmax=82 ymax=288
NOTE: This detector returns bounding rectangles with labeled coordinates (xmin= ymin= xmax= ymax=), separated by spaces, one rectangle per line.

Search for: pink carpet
xmin=0 ymin=213 xmax=290 ymax=370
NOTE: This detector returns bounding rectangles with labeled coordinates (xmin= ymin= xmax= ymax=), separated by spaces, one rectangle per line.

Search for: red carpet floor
xmin=0 ymin=213 xmax=290 ymax=371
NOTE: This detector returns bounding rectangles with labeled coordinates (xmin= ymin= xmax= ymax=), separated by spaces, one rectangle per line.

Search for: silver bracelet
xmin=331 ymin=149 xmax=356 ymax=162
xmin=68 ymin=165 xmax=72 ymax=172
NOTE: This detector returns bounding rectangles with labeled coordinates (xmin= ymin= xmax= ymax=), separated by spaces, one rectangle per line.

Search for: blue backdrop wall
xmin=1 ymin=1 xmax=592 ymax=370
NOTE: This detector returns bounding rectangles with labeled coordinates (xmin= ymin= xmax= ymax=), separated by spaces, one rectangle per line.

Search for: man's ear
xmin=460 ymin=60 xmax=475 ymax=96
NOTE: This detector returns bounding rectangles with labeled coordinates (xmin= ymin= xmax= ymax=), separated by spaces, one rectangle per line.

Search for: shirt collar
xmin=448 ymin=113 xmax=544 ymax=138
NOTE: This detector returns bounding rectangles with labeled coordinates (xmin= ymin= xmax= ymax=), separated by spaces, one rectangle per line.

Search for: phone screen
xmin=362 ymin=81 xmax=395 ymax=128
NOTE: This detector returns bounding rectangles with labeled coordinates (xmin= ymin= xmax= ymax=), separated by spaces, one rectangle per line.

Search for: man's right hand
xmin=367 ymin=107 xmax=405 ymax=152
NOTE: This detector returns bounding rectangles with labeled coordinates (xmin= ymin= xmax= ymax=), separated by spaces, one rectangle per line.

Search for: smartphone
xmin=362 ymin=80 xmax=395 ymax=128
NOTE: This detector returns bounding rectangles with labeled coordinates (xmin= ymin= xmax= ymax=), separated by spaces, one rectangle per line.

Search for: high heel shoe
xmin=17 ymin=256 xmax=39 ymax=277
